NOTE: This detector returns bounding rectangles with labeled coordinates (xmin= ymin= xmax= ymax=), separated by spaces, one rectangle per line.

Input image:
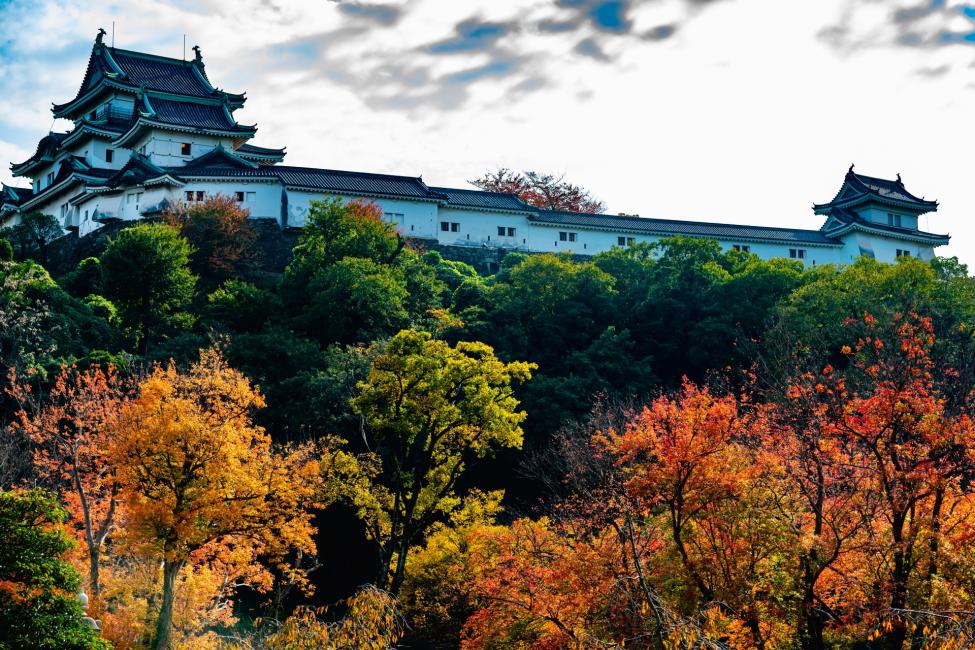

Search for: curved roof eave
xmin=112 ymin=118 xmax=257 ymax=147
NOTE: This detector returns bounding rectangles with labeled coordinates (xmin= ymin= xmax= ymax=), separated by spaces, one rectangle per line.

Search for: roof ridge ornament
xmin=848 ymin=163 xmax=855 ymax=174
xmin=95 ymin=28 xmax=107 ymax=48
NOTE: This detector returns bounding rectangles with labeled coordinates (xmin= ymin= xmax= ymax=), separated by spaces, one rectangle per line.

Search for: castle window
xmin=559 ymin=231 xmax=577 ymax=242
xmin=618 ymin=236 xmax=626 ymax=246
xmin=498 ymin=226 xmax=506 ymax=236
xmin=451 ymin=222 xmax=459 ymax=232
xmin=733 ymin=244 xmax=750 ymax=253
xmin=441 ymin=221 xmax=450 ymax=232
xmin=507 ymin=227 xmax=516 ymax=237
xmin=105 ymin=149 xmax=114 ymax=163
xmin=235 ymin=191 xmax=245 ymax=202
xmin=896 ymin=249 xmax=911 ymax=258
xmin=181 ymin=143 xmax=192 ymax=156
xmin=789 ymin=248 xmax=806 ymax=259
xmin=888 ymin=213 xmax=902 ymax=227
xmin=196 ymin=191 xmax=205 ymax=202
xmin=185 ymin=191 xmax=194 ymax=202
xmin=46 ymin=172 xmax=54 ymax=186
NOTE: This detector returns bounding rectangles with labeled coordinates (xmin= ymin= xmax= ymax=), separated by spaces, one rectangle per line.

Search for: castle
xmin=0 ymin=31 xmax=951 ymax=268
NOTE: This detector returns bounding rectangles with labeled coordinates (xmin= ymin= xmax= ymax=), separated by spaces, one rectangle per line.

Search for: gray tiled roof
xmin=147 ymin=98 xmax=245 ymax=131
xmin=173 ymin=165 xmax=444 ymax=200
xmin=236 ymin=143 xmax=286 ymax=156
xmin=430 ymin=186 xmax=531 ymax=212
xmin=850 ymin=172 xmax=935 ymax=206
xmin=533 ymin=210 xmax=841 ymax=245
xmin=1 ymin=184 xmax=33 ymax=206
xmin=53 ymin=42 xmax=245 ymax=116
xmin=11 ymin=132 xmax=69 ymax=171
xmin=110 ymin=49 xmax=215 ymax=97
xmin=817 ymin=169 xmax=938 ymax=211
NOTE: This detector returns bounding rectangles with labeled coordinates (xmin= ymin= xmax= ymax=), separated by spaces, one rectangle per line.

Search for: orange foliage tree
xmin=109 ymin=348 xmax=323 ymax=650
xmin=8 ymin=364 xmax=133 ymax=600
xmin=459 ymin=313 xmax=975 ymax=650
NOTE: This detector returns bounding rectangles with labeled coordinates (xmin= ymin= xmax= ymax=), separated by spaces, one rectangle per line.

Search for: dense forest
xmin=3 ymin=192 xmax=975 ymax=650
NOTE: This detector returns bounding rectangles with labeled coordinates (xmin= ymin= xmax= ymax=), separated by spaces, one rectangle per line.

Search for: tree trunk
xmin=152 ymin=559 xmax=183 ymax=650
xmin=88 ymin=546 xmax=101 ymax=599
xmin=797 ymin=552 xmax=825 ymax=650
xmin=885 ymin=511 xmax=910 ymax=650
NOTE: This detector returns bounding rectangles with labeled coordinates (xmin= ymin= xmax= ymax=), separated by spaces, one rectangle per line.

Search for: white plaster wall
xmin=859 ymin=207 xmax=920 ymax=230
xmin=135 ymin=134 xmax=233 ymax=167
xmin=435 ymin=208 xmax=530 ymax=249
xmin=284 ymin=190 xmax=438 ymax=235
xmin=842 ymin=232 xmax=934 ymax=263
xmin=177 ymin=180 xmax=282 ymax=220
xmin=524 ymin=223 xmax=852 ymax=265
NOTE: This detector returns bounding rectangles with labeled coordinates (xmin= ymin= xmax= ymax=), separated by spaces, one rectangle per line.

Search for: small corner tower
xmin=813 ymin=166 xmax=948 ymax=261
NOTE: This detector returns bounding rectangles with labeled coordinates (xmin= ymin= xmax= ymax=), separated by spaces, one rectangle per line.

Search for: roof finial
xmin=192 ymin=45 xmax=202 ymax=64
xmin=95 ymin=28 xmax=107 ymax=47
xmin=848 ymin=163 xmax=855 ymax=174
xmin=896 ymin=172 xmax=902 ymax=184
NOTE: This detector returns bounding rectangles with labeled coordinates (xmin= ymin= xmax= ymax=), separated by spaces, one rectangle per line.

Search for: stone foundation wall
xmin=44 ymin=219 xmax=581 ymax=281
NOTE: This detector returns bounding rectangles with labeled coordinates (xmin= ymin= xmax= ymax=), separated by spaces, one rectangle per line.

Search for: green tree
xmin=351 ymin=330 xmax=534 ymax=595
xmin=99 ymin=224 xmax=196 ymax=355
xmin=0 ymin=260 xmax=115 ymax=375
xmin=286 ymin=198 xmax=402 ymax=286
xmin=204 ymin=280 xmax=281 ymax=333
xmin=768 ymin=256 xmax=975 ymax=400
xmin=298 ymin=257 xmax=410 ymax=345
xmin=0 ymin=489 xmax=110 ymax=650
xmin=0 ymin=211 xmax=63 ymax=265
xmin=61 ymin=258 xmax=103 ymax=299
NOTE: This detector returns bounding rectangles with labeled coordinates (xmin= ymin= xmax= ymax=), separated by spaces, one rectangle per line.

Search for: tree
xmin=62 ymin=258 xmax=103 ymax=299
xmin=351 ymin=330 xmax=534 ymax=595
xmin=99 ymin=224 xmax=196 ymax=354
xmin=826 ymin=314 xmax=975 ymax=649
xmin=286 ymin=198 xmax=403 ymax=285
xmin=0 ymin=489 xmax=110 ymax=650
xmin=109 ymin=348 xmax=323 ymax=649
xmin=266 ymin=586 xmax=403 ymax=649
xmin=298 ymin=257 xmax=410 ymax=345
xmin=164 ymin=194 xmax=259 ymax=284
xmin=469 ymin=167 xmax=605 ymax=213
xmin=0 ymin=260 xmax=115 ymax=376
xmin=0 ymin=211 xmax=63 ymax=265
xmin=9 ymin=364 xmax=132 ymax=600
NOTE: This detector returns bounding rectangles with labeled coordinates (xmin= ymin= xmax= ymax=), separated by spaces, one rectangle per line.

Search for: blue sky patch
xmin=590 ymin=1 xmax=630 ymax=33
xmin=430 ymin=20 xmax=511 ymax=54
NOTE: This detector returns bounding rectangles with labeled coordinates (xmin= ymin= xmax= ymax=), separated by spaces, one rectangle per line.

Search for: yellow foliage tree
xmin=110 ymin=348 xmax=323 ymax=650
xmin=265 ymin=586 xmax=402 ymax=650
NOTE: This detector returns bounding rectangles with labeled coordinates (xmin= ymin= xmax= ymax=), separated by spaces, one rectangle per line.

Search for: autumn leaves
xmin=451 ymin=314 xmax=975 ymax=649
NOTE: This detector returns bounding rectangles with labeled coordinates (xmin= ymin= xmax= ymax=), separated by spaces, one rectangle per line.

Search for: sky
xmin=0 ymin=0 xmax=973 ymax=265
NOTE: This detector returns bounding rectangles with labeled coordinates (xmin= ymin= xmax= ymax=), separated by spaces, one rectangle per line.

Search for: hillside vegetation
xmin=2 ymin=197 xmax=975 ymax=649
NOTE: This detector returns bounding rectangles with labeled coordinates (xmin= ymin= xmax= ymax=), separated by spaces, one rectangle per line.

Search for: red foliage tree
xmin=469 ymin=168 xmax=605 ymax=213
xmin=8 ymin=364 xmax=134 ymax=599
